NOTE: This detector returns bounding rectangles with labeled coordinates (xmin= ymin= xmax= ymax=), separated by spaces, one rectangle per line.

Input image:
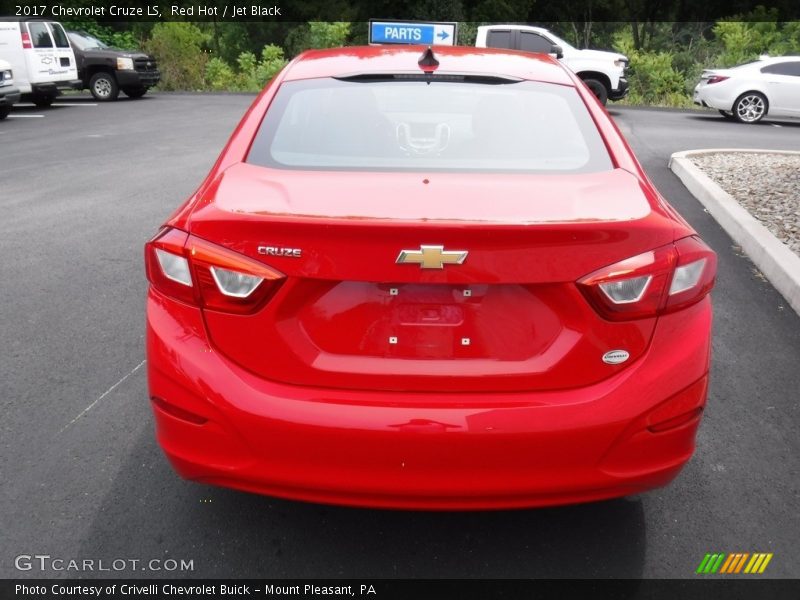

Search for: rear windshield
xmin=247 ymin=78 xmax=612 ymax=174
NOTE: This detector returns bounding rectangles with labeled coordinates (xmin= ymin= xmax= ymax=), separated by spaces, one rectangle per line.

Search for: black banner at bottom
xmin=3 ymin=579 xmax=800 ymax=600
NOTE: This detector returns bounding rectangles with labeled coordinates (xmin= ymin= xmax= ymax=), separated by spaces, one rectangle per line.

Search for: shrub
xmin=205 ymin=57 xmax=236 ymax=91
xmin=204 ymin=45 xmax=288 ymax=92
xmin=613 ymin=28 xmax=689 ymax=106
xmin=145 ymin=22 xmax=208 ymax=91
xmin=234 ymin=45 xmax=288 ymax=92
xmin=253 ymin=45 xmax=288 ymax=86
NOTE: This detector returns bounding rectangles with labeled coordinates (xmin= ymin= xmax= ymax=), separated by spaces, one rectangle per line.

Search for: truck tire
xmin=90 ymin=72 xmax=119 ymax=102
xmin=0 ymin=106 xmax=10 ymax=120
xmin=123 ymin=87 xmax=148 ymax=99
xmin=582 ymin=78 xmax=609 ymax=106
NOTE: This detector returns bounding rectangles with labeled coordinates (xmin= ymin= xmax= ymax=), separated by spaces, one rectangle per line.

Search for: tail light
xmin=145 ymin=228 xmax=285 ymax=314
xmin=706 ymin=75 xmax=729 ymax=85
xmin=21 ymin=31 xmax=32 ymax=49
xmin=578 ymin=236 xmax=716 ymax=321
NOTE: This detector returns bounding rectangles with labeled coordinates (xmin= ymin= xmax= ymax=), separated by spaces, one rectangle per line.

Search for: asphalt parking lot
xmin=1 ymin=93 xmax=799 ymax=579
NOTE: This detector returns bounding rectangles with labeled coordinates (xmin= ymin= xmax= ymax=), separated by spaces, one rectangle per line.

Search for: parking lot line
xmin=60 ymin=359 xmax=146 ymax=433
xmin=8 ymin=114 xmax=44 ymax=118
xmin=53 ymin=102 xmax=98 ymax=107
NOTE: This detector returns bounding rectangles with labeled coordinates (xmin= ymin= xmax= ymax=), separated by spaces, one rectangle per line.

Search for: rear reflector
xmin=648 ymin=407 xmax=703 ymax=433
xmin=151 ymin=396 xmax=208 ymax=425
xmin=647 ymin=377 xmax=708 ymax=432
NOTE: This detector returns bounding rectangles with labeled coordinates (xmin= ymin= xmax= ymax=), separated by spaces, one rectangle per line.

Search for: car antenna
xmin=418 ymin=46 xmax=439 ymax=71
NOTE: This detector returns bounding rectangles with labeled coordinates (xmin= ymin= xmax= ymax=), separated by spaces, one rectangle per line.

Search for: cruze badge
xmin=396 ymin=245 xmax=468 ymax=269
xmin=257 ymin=246 xmax=302 ymax=258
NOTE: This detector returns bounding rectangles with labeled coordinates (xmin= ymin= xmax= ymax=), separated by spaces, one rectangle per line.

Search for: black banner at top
xmin=3 ymin=0 xmax=800 ymax=22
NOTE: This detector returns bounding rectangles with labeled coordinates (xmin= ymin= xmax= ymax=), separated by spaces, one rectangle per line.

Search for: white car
xmin=0 ymin=58 xmax=20 ymax=119
xmin=476 ymin=24 xmax=628 ymax=105
xmin=694 ymin=56 xmax=800 ymax=123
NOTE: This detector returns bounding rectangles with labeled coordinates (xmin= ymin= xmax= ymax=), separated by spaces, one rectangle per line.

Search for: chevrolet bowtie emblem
xmin=396 ymin=245 xmax=468 ymax=269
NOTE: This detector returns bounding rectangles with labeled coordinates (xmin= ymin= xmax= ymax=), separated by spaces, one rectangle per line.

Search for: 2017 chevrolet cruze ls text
xmin=144 ymin=46 xmax=717 ymax=509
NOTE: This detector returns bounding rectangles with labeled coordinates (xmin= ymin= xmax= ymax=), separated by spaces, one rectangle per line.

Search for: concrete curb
xmin=669 ymin=148 xmax=800 ymax=316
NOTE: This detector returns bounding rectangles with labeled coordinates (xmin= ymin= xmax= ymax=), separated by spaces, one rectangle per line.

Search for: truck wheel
xmin=582 ymin=78 xmax=609 ymax=106
xmin=123 ymin=87 xmax=147 ymax=99
xmin=90 ymin=72 xmax=119 ymax=101
xmin=32 ymin=95 xmax=55 ymax=108
xmin=0 ymin=107 xmax=10 ymax=120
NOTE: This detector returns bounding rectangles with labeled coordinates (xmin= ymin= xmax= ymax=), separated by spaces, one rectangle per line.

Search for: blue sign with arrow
xmin=369 ymin=20 xmax=458 ymax=46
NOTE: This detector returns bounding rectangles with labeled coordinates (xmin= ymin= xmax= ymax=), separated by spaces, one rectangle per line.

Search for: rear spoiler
xmin=334 ymin=71 xmax=523 ymax=84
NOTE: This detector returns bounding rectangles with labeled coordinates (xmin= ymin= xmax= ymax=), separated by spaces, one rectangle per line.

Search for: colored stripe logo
xmin=696 ymin=552 xmax=773 ymax=574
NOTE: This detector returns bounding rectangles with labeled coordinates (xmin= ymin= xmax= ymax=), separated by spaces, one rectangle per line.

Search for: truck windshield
xmin=247 ymin=78 xmax=612 ymax=174
xmin=68 ymin=33 xmax=108 ymax=51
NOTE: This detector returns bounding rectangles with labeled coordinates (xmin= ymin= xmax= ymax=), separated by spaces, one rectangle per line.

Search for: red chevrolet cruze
xmin=145 ymin=46 xmax=716 ymax=509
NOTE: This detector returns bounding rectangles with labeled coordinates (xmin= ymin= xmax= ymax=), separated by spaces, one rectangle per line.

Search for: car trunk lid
xmin=186 ymin=164 xmax=675 ymax=393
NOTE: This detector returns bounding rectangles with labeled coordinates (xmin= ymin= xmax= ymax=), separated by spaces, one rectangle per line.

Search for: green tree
xmin=285 ymin=22 xmax=352 ymax=57
xmin=714 ymin=8 xmax=800 ymax=66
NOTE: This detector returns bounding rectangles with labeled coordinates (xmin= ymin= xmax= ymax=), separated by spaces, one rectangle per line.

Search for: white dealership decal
xmin=14 ymin=553 xmax=194 ymax=572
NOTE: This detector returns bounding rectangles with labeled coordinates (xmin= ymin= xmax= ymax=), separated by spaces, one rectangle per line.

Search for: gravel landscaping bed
xmin=688 ymin=152 xmax=800 ymax=255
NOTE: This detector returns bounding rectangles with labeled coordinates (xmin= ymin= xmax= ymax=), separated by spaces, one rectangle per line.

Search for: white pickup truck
xmin=475 ymin=25 xmax=629 ymax=105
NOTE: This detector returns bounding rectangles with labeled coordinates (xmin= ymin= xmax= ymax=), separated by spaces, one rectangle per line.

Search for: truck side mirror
xmin=550 ymin=45 xmax=563 ymax=59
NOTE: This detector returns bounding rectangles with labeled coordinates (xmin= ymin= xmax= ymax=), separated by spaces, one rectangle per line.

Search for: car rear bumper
xmin=693 ymin=85 xmax=733 ymax=111
xmin=146 ymin=288 xmax=712 ymax=510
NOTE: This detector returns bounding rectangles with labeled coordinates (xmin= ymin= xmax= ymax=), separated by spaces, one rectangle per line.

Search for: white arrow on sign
xmin=432 ymin=24 xmax=456 ymax=45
